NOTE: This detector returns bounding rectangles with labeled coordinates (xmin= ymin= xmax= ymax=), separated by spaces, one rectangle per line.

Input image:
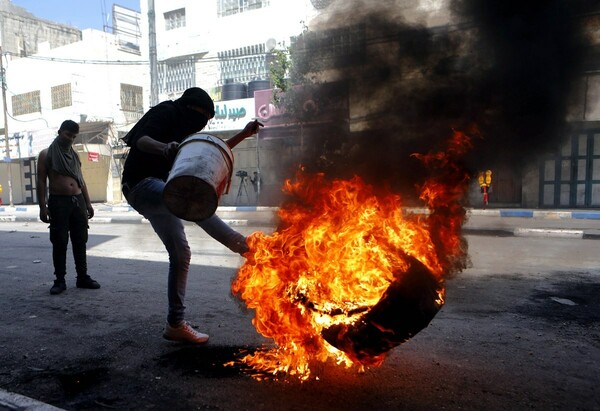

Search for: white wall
xmin=141 ymin=0 xmax=316 ymax=59
xmin=139 ymin=0 xmax=319 ymax=103
xmin=1 ymin=29 xmax=147 ymax=159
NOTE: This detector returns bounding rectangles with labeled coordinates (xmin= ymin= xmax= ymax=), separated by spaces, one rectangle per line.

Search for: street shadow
xmin=156 ymin=345 xmax=260 ymax=378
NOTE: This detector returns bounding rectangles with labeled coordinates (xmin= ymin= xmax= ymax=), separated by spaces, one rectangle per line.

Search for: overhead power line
xmin=23 ymin=55 xmax=149 ymax=65
xmin=22 ymin=53 xmax=275 ymax=65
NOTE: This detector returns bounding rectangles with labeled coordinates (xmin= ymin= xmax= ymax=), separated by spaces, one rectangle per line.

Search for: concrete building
xmin=532 ymin=12 xmax=600 ymax=208
xmin=0 ymin=0 xmax=81 ymax=58
xmin=140 ymin=0 xmax=317 ymax=101
xmin=269 ymin=0 xmax=600 ymax=210
xmin=2 ymin=0 xmax=596 ymax=210
xmin=140 ymin=0 xmax=599 ymax=209
xmin=0 ymin=5 xmax=145 ymax=205
xmin=137 ymin=0 xmax=320 ymax=206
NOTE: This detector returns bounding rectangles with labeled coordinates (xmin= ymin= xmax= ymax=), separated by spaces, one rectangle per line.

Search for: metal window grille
xmin=12 ymin=90 xmax=41 ymax=116
xmin=218 ymin=43 xmax=267 ymax=84
xmin=217 ymin=0 xmax=269 ymax=17
xmin=164 ymin=8 xmax=186 ymax=30
xmin=120 ymin=83 xmax=143 ymax=112
xmin=51 ymin=83 xmax=72 ymax=109
xmin=158 ymin=58 xmax=195 ymax=94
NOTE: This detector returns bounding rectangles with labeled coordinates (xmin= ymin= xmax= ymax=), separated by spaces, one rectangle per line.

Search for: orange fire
xmin=231 ymin=130 xmax=473 ymax=380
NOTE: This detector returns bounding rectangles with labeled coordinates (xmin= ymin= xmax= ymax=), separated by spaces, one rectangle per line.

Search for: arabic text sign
xmin=205 ymin=99 xmax=255 ymax=132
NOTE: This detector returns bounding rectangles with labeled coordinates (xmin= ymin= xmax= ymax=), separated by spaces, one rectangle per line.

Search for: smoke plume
xmin=283 ymin=0 xmax=593 ymax=200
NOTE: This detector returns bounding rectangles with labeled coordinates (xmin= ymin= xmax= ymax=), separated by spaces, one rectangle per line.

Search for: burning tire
xmin=321 ymin=255 xmax=444 ymax=365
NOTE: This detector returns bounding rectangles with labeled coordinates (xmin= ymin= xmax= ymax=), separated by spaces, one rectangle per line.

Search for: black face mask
xmin=56 ymin=135 xmax=73 ymax=150
xmin=192 ymin=114 xmax=209 ymax=131
xmin=175 ymin=99 xmax=208 ymax=134
xmin=180 ymin=105 xmax=209 ymax=133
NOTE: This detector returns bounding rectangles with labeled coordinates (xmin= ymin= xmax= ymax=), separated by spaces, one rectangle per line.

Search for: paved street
xmin=0 ymin=212 xmax=598 ymax=410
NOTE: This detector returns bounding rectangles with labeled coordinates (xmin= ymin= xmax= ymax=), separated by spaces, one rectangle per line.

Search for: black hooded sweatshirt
xmin=121 ymin=100 xmax=208 ymax=188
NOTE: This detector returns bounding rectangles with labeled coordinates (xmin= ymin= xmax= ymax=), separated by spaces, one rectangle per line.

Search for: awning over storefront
xmin=77 ymin=121 xmax=112 ymax=145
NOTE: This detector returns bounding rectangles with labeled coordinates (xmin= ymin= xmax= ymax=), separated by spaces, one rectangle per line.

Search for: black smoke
xmin=450 ymin=0 xmax=592 ymax=166
xmin=282 ymin=0 xmax=594 ymax=201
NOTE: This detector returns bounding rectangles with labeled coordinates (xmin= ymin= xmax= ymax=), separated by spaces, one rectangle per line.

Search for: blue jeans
xmin=123 ymin=177 xmax=248 ymax=326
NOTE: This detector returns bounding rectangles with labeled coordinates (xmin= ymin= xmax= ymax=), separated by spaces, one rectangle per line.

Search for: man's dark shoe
xmin=50 ymin=279 xmax=66 ymax=295
xmin=76 ymin=275 xmax=101 ymax=289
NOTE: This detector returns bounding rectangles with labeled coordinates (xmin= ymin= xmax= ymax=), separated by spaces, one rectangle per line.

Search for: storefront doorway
xmin=540 ymin=127 xmax=600 ymax=208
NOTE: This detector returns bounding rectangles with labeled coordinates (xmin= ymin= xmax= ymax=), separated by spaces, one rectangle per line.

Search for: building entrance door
xmin=540 ymin=128 xmax=600 ymax=208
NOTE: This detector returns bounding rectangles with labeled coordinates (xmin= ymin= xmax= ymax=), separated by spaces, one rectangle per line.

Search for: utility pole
xmin=148 ymin=0 xmax=159 ymax=106
xmin=0 ymin=47 xmax=13 ymax=206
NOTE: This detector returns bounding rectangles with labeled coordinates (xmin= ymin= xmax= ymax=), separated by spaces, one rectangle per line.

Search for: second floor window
xmin=12 ymin=90 xmax=41 ymax=116
xmin=120 ymin=83 xmax=143 ymax=112
xmin=164 ymin=8 xmax=185 ymax=30
xmin=51 ymin=83 xmax=72 ymax=109
xmin=218 ymin=0 xmax=269 ymax=17
xmin=158 ymin=57 xmax=195 ymax=94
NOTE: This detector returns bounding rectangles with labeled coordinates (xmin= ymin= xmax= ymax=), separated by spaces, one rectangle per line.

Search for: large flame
xmin=231 ymin=130 xmax=473 ymax=380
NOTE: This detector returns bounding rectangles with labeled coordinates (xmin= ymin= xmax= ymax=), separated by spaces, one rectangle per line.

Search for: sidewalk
xmin=0 ymin=204 xmax=278 ymax=226
xmin=465 ymin=208 xmax=600 ymax=239
xmin=2 ymin=203 xmax=600 ymax=239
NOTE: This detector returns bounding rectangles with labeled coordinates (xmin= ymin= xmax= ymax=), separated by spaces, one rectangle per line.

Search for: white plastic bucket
xmin=163 ymin=133 xmax=234 ymax=221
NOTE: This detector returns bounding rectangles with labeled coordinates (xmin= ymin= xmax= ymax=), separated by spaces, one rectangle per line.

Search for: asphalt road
xmin=0 ymin=219 xmax=598 ymax=411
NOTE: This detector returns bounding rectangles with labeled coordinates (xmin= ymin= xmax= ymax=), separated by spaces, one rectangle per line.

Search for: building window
xmin=12 ymin=90 xmax=41 ymax=116
xmin=51 ymin=83 xmax=72 ymax=109
xmin=120 ymin=84 xmax=143 ymax=112
xmin=164 ymin=8 xmax=185 ymax=30
xmin=158 ymin=57 xmax=195 ymax=94
xmin=218 ymin=43 xmax=268 ymax=84
xmin=217 ymin=0 xmax=269 ymax=17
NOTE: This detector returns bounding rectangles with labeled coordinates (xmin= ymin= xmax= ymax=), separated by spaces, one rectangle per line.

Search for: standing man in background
xmin=37 ymin=120 xmax=100 ymax=295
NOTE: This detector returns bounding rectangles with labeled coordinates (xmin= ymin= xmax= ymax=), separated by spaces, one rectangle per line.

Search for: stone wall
xmin=0 ymin=0 xmax=81 ymax=57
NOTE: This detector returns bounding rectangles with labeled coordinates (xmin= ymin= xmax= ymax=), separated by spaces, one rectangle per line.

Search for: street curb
xmin=92 ymin=205 xmax=278 ymax=213
xmin=465 ymin=208 xmax=600 ymax=219
xmin=0 ymin=388 xmax=64 ymax=410
xmin=464 ymin=227 xmax=600 ymax=240
xmin=3 ymin=205 xmax=600 ymax=219
xmin=513 ymin=227 xmax=584 ymax=239
xmin=0 ymin=205 xmax=276 ymax=226
xmin=2 ymin=205 xmax=600 ymax=239
xmin=1 ymin=215 xmax=250 ymax=226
